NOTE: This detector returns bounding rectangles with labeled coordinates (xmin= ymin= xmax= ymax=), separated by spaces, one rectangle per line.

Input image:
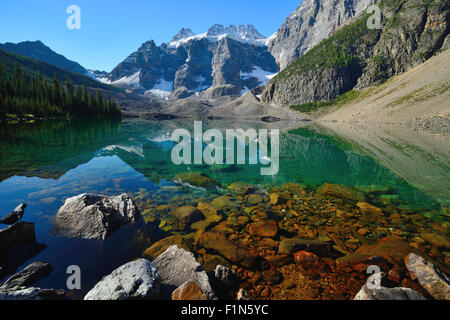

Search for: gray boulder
xmin=0 ymin=222 xmax=46 ymax=281
xmin=354 ymin=284 xmax=425 ymax=300
xmin=153 ymin=245 xmax=216 ymax=300
xmin=0 ymin=287 xmax=64 ymax=300
xmin=0 ymin=204 xmax=27 ymax=225
xmin=0 ymin=221 xmax=37 ymax=253
xmin=405 ymin=253 xmax=450 ymax=300
xmin=0 ymin=262 xmax=52 ymax=290
xmin=52 ymin=193 xmax=140 ymax=240
xmin=84 ymin=259 xmax=160 ymax=300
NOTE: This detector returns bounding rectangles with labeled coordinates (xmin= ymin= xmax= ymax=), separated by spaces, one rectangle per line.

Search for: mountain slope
xmin=100 ymin=24 xmax=278 ymax=99
xmin=268 ymin=0 xmax=375 ymax=69
xmin=263 ymin=0 xmax=449 ymax=107
xmin=0 ymin=48 xmax=120 ymax=91
xmin=0 ymin=41 xmax=89 ymax=76
xmin=320 ymin=48 xmax=450 ymax=127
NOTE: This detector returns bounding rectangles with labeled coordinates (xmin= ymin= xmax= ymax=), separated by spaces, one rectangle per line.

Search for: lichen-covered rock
xmin=152 ymin=245 xmax=216 ymax=300
xmin=52 ymin=193 xmax=140 ymax=240
xmin=354 ymin=284 xmax=426 ymax=300
xmin=84 ymin=259 xmax=160 ymax=300
xmin=405 ymin=253 xmax=450 ymax=300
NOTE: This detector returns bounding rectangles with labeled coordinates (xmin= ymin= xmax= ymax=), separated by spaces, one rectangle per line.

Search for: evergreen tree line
xmin=0 ymin=63 xmax=121 ymax=119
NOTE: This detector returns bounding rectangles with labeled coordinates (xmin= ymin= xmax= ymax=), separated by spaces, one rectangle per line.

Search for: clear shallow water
xmin=0 ymin=119 xmax=448 ymax=297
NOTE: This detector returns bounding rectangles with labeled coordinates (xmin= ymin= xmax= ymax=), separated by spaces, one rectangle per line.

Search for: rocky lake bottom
xmin=0 ymin=118 xmax=448 ymax=300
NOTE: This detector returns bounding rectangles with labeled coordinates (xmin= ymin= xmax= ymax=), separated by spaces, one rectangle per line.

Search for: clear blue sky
xmin=0 ymin=0 xmax=301 ymax=72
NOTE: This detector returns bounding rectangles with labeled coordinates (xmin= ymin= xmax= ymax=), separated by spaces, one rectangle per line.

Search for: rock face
xmin=84 ymin=259 xmax=160 ymax=300
xmin=0 ymin=203 xmax=27 ymax=225
xmin=52 ymin=193 xmax=140 ymax=240
xmin=268 ymin=0 xmax=375 ymax=69
xmin=98 ymin=25 xmax=278 ymax=99
xmin=354 ymin=284 xmax=426 ymax=300
xmin=405 ymin=253 xmax=450 ymax=300
xmin=263 ymin=0 xmax=449 ymax=107
xmin=152 ymin=245 xmax=216 ymax=300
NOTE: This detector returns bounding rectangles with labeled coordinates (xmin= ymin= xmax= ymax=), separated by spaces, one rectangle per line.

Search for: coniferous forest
xmin=0 ymin=63 xmax=121 ymax=119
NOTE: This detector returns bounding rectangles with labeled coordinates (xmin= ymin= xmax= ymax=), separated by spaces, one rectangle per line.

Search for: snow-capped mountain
xmin=98 ymin=24 xmax=278 ymax=100
xmin=168 ymin=24 xmax=268 ymax=48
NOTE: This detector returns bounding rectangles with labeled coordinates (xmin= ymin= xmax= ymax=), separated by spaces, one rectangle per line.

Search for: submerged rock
xmin=354 ymin=284 xmax=425 ymax=300
xmin=52 ymin=193 xmax=140 ymax=240
xmin=198 ymin=231 xmax=256 ymax=268
xmin=278 ymin=239 xmax=331 ymax=256
xmin=405 ymin=253 xmax=450 ymax=300
xmin=152 ymin=245 xmax=216 ymax=300
xmin=356 ymin=202 xmax=383 ymax=216
xmin=84 ymin=259 xmax=160 ymax=300
xmin=317 ymin=183 xmax=366 ymax=202
xmin=247 ymin=221 xmax=278 ymax=238
xmin=142 ymin=235 xmax=192 ymax=261
xmin=172 ymin=281 xmax=208 ymax=300
xmin=174 ymin=172 xmax=220 ymax=189
xmin=356 ymin=237 xmax=423 ymax=266
xmin=0 ymin=204 xmax=27 ymax=225
xmin=0 ymin=262 xmax=52 ymax=291
xmin=173 ymin=206 xmax=205 ymax=231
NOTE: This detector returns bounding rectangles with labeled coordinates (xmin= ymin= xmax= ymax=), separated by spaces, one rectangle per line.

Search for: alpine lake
xmin=0 ymin=118 xmax=448 ymax=300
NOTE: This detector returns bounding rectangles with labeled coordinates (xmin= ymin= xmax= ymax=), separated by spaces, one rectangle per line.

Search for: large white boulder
xmin=52 ymin=193 xmax=140 ymax=240
xmin=153 ymin=245 xmax=216 ymax=300
xmin=84 ymin=259 xmax=160 ymax=300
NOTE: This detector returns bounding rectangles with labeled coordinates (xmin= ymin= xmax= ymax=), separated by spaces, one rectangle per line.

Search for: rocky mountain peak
xmin=206 ymin=24 xmax=226 ymax=36
xmin=268 ymin=0 xmax=375 ymax=69
xmin=226 ymin=25 xmax=266 ymax=40
xmin=206 ymin=24 xmax=266 ymax=40
xmin=139 ymin=40 xmax=158 ymax=51
xmin=172 ymin=28 xmax=195 ymax=42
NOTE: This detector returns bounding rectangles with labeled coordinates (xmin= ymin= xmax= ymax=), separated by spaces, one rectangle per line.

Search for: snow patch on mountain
xmin=241 ymin=66 xmax=278 ymax=86
xmin=99 ymin=70 xmax=142 ymax=88
xmin=144 ymin=79 xmax=174 ymax=100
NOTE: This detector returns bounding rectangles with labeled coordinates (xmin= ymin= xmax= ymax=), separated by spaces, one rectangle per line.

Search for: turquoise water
xmin=0 ymin=119 xmax=447 ymax=297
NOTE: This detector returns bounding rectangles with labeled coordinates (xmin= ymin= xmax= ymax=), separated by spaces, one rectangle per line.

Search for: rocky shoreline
xmin=0 ymin=178 xmax=449 ymax=300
